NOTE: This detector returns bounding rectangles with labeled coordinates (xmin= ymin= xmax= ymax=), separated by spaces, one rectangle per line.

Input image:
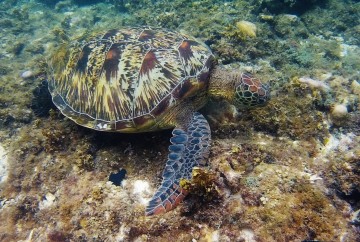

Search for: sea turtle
xmin=48 ymin=26 xmax=269 ymax=215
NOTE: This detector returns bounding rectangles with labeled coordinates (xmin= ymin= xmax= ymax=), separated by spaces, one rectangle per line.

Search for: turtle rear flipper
xmin=145 ymin=112 xmax=211 ymax=216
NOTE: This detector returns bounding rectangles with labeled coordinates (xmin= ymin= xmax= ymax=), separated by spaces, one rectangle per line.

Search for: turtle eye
xmin=234 ymin=73 xmax=270 ymax=108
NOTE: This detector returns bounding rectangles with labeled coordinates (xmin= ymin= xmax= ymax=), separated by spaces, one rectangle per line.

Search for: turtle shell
xmin=48 ymin=27 xmax=214 ymax=132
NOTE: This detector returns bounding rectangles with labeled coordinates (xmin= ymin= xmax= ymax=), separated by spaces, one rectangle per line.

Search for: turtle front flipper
xmin=145 ymin=112 xmax=211 ymax=216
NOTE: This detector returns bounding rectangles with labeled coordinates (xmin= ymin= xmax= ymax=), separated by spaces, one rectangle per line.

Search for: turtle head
xmin=233 ymin=73 xmax=270 ymax=109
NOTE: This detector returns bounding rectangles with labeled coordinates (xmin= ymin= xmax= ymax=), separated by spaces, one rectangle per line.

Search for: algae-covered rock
xmin=0 ymin=0 xmax=359 ymax=241
xmin=235 ymin=20 xmax=257 ymax=39
xmin=273 ymin=14 xmax=307 ymax=37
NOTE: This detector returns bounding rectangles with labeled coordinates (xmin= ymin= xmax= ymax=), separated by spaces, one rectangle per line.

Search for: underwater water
xmin=0 ymin=0 xmax=359 ymax=241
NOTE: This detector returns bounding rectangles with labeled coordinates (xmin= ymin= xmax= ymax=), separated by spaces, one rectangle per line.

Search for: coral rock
xmin=236 ymin=21 xmax=257 ymax=39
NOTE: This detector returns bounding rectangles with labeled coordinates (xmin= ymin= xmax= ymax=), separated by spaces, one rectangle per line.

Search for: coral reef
xmin=0 ymin=0 xmax=359 ymax=241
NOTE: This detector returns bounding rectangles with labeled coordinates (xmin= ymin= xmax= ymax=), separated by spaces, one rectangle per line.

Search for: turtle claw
xmin=145 ymin=112 xmax=211 ymax=215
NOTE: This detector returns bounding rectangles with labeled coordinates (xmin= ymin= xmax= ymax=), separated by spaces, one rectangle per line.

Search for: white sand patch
xmin=314 ymin=132 xmax=356 ymax=164
xmin=238 ymin=229 xmax=256 ymax=242
xmin=133 ymin=180 xmax=152 ymax=205
xmin=299 ymin=76 xmax=330 ymax=91
xmin=324 ymin=132 xmax=355 ymax=154
xmin=0 ymin=144 xmax=9 ymax=184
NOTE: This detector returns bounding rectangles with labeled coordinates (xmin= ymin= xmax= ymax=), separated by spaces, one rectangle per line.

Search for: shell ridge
xmin=132 ymin=46 xmax=152 ymax=118
xmin=134 ymin=46 xmax=186 ymax=117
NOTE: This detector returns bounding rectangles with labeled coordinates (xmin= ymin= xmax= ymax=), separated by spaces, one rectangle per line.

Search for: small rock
xmin=282 ymin=14 xmax=299 ymax=22
xmin=39 ymin=192 xmax=56 ymax=210
xmin=260 ymin=14 xmax=274 ymax=21
xmin=331 ymin=104 xmax=348 ymax=118
xmin=236 ymin=20 xmax=257 ymax=38
xmin=20 ymin=70 xmax=34 ymax=79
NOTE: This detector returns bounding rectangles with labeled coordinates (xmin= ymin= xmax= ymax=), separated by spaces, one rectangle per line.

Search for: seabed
xmin=0 ymin=0 xmax=359 ymax=241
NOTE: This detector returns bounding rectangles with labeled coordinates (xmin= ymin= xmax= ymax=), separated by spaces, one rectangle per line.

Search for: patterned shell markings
xmin=48 ymin=27 xmax=214 ymax=132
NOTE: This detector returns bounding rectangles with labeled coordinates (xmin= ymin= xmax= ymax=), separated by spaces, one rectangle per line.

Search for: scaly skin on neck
xmin=208 ymin=66 xmax=239 ymax=102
